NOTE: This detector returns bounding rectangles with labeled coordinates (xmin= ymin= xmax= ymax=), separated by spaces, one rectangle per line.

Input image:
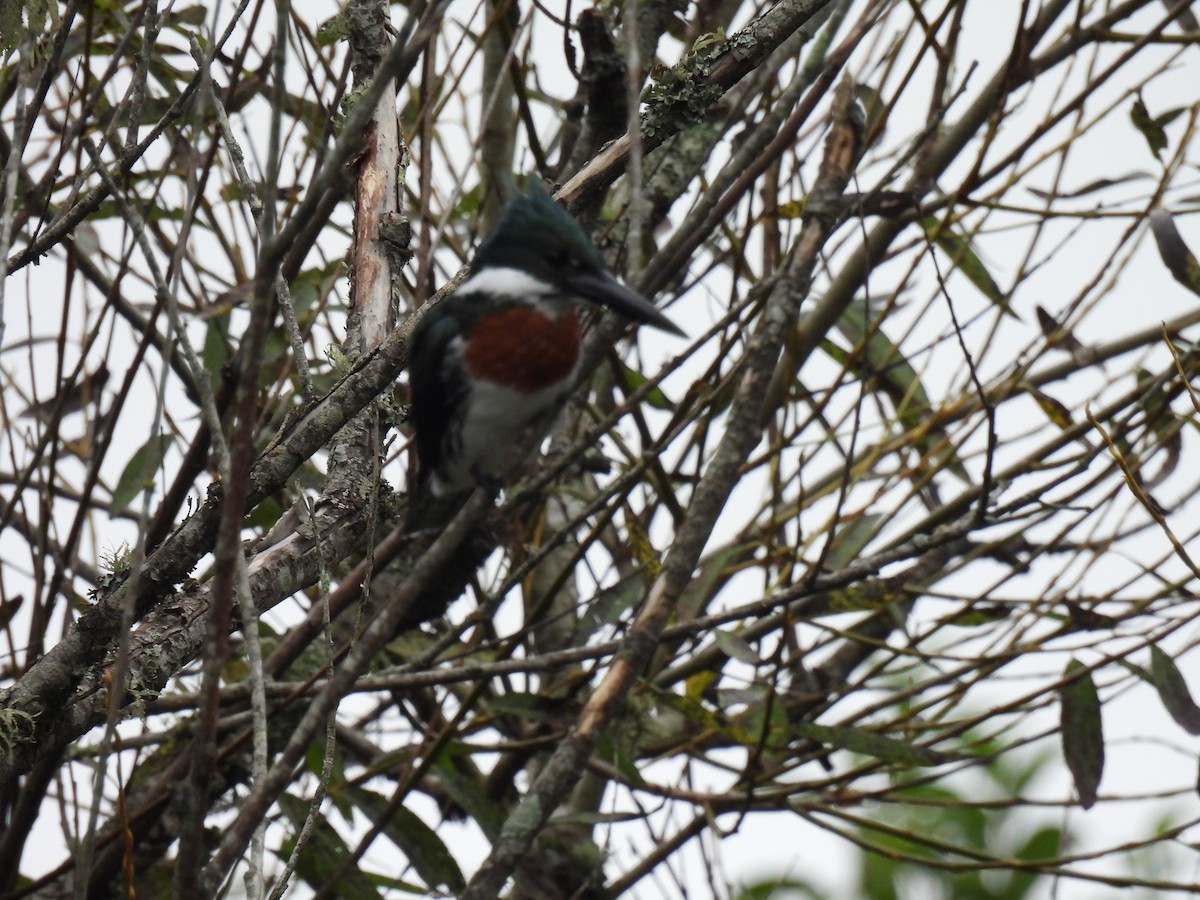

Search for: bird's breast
xmin=462 ymin=306 xmax=581 ymax=392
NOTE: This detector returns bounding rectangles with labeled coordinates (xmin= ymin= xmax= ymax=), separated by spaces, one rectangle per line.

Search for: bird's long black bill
xmin=567 ymin=271 xmax=685 ymax=337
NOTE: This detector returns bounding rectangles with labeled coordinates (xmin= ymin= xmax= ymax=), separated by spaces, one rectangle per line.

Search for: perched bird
xmin=19 ymin=363 xmax=110 ymax=421
xmin=409 ymin=183 xmax=683 ymax=497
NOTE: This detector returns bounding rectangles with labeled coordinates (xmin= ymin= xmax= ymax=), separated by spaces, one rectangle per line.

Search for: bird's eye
xmin=546 ymin=248 xmax=571 ymax=268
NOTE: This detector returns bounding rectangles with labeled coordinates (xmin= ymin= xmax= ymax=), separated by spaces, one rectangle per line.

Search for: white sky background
xmin=3 ymin=0 xmax=1200 ymax=897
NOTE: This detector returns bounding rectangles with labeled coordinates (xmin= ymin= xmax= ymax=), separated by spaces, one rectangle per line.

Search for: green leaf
xmin=551 ymin=809 xmax=645 ymax=826
xmin=714 ymin=629 xmax=762 ymax=665
xmin=0 ymin=2 xmax=21 ymax=52
xmin=483 ymin=691 xmax=564 ymax=722
xmin=677 ymin=543 xmax=755 ymax=623
xmin=939 ymin=602 xmax=1011 ymax=628
xmin=454 ymin=182 xmax=485 ymax=216
xmin=430 ymin=743 xmax=507 ymax=839
xmin=919 ymin=215 xmax=1008 ymax=309
xmin=855 ymin=83 xmax=886 ymax=146
xmin=276 ymin=795 xmax=385 ymax=900
xmin=1009 ymin=825 xmax=1063 ymax=897
xmin=596 ymin=732 xmax=647 ymax=788
xmin=1155 ymin=106 xmax=1187 ymax=129
xmin=836 ymin=302 xmax=930 ymax=414
xmin=339 ymin=786 xmax=465 ymax=892
xmin=303 ymin=743 xmax=349 ymax=819
xmin=576 ymin=573 xmax=642 ymax=640
xmin=1015 ymin=823 xmax=1062 ymax=862
xmin=1148 ymin=646 xmax=1200 ymax=735
xmin=289 ymin=259 xmax=345 ymax=320
xmin=739 ymin=689 xmax=792 ymax=755
xmin=1060 ymin=659 xmax=1104 ymax=809
xmin=1148 ymin=209 xmax=1200 ymax=296
xmin=794 ymin=723 xmax=948 ymax=767
xmin=828 ymin=577 xmax=900 ymax=613
xmin=774 ymin=199 xmax=804 ymax=218
xmin=618 ymin=361 xmax=674 ymax=410
xmin=244 ymin=493 xmax=284 ymax=531
xmin=1131 ymin=368 xmax=1183 ymax=484
xmin=165 ymin=5 xmax=207 ymax=27
xmin=1131 ymin=96 xmax=1168 ymax=158
xmin=835 ymin=302 xmax=969 ymax=481
xmin=733 ymin=876 xmax=826 ymax=900
xmin=824 ymin=514 xmax=885 ymax=570
xmin=1027 ymin=171 xmax=1151 ymax=199
xmin=110 ymin=434 xmax=175 ymax=510
xmin=90 ymin=199 xmax=186 ymax=223
xmin=624 ymin=507 xmax=662 ymax=579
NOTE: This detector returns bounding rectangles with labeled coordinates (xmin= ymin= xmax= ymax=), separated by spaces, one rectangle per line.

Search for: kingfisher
xmin=409 ymin=182 xmax=683 ymax=497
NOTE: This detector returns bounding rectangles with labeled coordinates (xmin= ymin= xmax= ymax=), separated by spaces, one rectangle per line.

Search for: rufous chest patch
xmin=463 ymin=306 xmax=582 ymax=392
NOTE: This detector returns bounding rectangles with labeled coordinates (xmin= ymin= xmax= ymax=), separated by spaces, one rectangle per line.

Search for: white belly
xmin=432 ymin=374 xmax=575 ymax=496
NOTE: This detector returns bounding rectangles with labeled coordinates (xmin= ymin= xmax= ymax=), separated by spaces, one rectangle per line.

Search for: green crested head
xmin=470 ymin=181 xmax=607 ymax=282
xmin=466 ymin=179 xmax=684 ymax=336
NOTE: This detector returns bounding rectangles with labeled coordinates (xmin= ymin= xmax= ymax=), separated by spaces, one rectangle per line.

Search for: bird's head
xmin=471 ymin=182 xmax=684 ymax=336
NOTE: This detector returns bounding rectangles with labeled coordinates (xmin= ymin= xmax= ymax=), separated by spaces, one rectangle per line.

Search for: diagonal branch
xmin=462 ymin=73 xmax=865 ymax=900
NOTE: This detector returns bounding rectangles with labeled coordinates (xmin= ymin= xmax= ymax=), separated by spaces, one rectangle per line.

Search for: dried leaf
xmin=625 ymin=508 xmax=662 ymax=580
xmin=1026 ymin=385 xmax=1074 ymax=430
xmin=0 ymin=595 xmax=23 ymax=629
xmin=1035 ymin=304 xmax=1088 ymax=357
